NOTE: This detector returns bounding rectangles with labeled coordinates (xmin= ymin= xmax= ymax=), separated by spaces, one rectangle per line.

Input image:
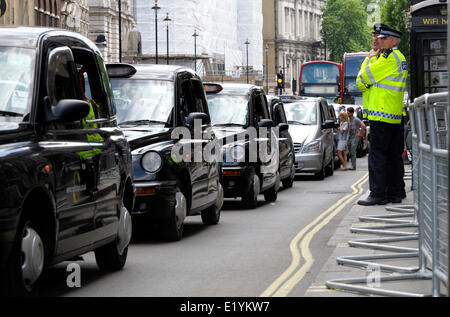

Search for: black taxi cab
xmin=107 ymin=64 xmax=223 ymax=241
xmin=204 ymin=83 xmax=280 ymax=209
xmin=0 ymin=27 xmax=135 ymax=296
xmin=266 ymin=95 xmax=296 ymax=188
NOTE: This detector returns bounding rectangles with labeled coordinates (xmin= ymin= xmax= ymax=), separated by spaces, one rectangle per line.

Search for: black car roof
xmin=114 ymin=64 xmax=197 ymax=81
xmin=0 ymin=26 xmax=100 ymax=54
xmin=207 ymin=83 xmax=262 ymax=96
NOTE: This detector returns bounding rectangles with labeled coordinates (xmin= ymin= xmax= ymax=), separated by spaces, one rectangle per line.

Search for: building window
xmin=284 ymin=7 xmax=290 ymax=35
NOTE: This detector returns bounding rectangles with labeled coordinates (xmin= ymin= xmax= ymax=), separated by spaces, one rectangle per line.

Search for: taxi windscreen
xmin=0 ymin=47 xmax=35 ymax=130
xmin=206 ymin=94 xmax=249 ymax=127
xmin=111 ymin=79 xmax=174 ymax=126
xmin=283 ymin=101 xmax=317 ymax=125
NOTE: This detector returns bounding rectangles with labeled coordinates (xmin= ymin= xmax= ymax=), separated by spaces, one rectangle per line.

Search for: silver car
xmin=283 ymin=97 xmax=336 ymax=180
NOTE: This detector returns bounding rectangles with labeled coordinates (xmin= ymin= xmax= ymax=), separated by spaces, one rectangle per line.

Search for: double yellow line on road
xmin=260 ymin=173 xmax=369 ymax=297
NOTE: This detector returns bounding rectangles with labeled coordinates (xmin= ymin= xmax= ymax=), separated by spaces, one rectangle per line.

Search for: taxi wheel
xmin=160 ymin=187 xmax=186 ymax=241
xmin=242 ymin=190 xmax=257 ymax=209
xmin=264 ymin=186 xmax=278 ymax=202
xmin=201 ymin=183 xmax=223 ymax=225
xmin=95 ymin=205 xmax=131 ymax=271
xmin=1 ymin=220 xmax=45 ymax=297
xmin=282 ymin=165 xmax=295 ymax=189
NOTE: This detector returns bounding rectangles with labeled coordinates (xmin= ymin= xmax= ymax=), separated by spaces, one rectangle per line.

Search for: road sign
xmin=0 ymin=0 xmax=7 ymax=18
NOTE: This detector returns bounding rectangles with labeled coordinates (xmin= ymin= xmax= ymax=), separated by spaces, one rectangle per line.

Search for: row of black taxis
xmin=0 ymin=28 xmax=296 ymax=296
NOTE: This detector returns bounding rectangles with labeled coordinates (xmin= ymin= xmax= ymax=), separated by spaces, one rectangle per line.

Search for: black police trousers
xmin=368 ymin=121 xmax=404 ymax=198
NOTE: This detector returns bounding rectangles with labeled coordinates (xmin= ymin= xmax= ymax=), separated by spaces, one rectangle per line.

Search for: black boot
xmin=358 ymin=194 xmax=388 ymax=206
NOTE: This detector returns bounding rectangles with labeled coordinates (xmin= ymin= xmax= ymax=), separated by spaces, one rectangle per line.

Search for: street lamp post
xmin=192 ymin=29 xmax=199 ymax=72
xmin=152 ymin=0 xmax=161 ymax=64
xmin=118 ymin=0 xmax=122 ymax=62
xmin=163 ymin=13 xmax=171 ymax=65
xmin=245 ymin=38 xmax=250 ymax=84
xmin=265 ymin=44 xmax=269 ymax=93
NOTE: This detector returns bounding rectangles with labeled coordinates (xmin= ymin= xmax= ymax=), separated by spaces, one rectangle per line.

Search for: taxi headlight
xmin=224 ymin=145 xmax=245 ymax=163
xmin=231 ymin=145 xmax=245 ymax=161
xmin=141 ymin=151 xmax=163 ymax=173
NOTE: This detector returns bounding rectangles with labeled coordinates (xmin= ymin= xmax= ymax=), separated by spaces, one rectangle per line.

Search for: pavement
xmin=304 ymin=165 xmax=438 ymax=297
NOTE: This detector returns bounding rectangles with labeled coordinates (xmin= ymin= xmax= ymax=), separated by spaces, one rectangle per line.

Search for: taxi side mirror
xmin=45 ymin=98 xmax=90 ymax=123
xmin=45 ymin=47 xmax=91 ymax=123
xmin=258 ymin=119 xmax=274 ymax=129
xmin=278 ymin=123 xmax=289 ymax=132
xmin=185 ymin=112 xmax=209 ymax=128
xmin=322 ymin=120 xmax=336 ymax=130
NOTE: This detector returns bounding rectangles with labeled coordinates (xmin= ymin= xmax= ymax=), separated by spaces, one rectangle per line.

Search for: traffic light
xmin=277 ymin=73 xmax=284 ymax=90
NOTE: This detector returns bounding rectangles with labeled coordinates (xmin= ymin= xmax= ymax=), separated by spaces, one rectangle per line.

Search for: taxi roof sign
xmin=106 ymin=63 xmax=137 ymax=78
xmin=203 ymin=83 xmax=223 ymax=94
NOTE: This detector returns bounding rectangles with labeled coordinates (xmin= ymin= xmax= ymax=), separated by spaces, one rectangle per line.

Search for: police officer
xmin=357 ymin=23 xmax=387 ymax=120
xmin=357 ymin=25 xmax=408 ymax=206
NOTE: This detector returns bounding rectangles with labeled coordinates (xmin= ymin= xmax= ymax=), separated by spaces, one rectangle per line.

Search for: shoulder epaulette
xmin=383 ymin=48 xmax=393 ymax=58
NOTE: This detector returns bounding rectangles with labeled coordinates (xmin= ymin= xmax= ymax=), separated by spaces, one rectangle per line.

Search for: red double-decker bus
xmin=298 ymin=61 xmax=342 ymax=104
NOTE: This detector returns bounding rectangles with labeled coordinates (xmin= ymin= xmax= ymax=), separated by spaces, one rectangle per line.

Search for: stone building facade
xmin=0 ymin=0 xmax=61 ymax=27
xmin=263 ymin=0 xmax=327 ymax=93
xmin=88 ymin=0 xmax=137 ymax=62
xmin=0 ymin=0 xmax=138 ymax=63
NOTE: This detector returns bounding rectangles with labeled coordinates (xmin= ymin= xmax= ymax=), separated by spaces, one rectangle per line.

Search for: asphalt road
xmin=39 ymin=157 xmax=369 ymax=297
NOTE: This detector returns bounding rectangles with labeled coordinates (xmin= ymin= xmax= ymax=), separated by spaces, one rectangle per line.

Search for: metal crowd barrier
xmin=413 ymin=92 xmax=449 ymax=297
xmin=326 ymin=92 xmax=449 ymax=297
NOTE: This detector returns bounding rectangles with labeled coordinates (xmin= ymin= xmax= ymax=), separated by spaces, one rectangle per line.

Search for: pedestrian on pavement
xmin=346 ymin=107 xmax=365 ymax=170
xmin=337 ymin=111 xmax=350 ymax=171
xmin=356 ymin=25 xmax=408 ymax=206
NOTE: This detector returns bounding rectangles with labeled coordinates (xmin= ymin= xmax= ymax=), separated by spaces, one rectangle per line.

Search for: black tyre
xmin=95 ymin=205 xmax=131 ymax=271
xmin=314 ymin=155 xmax=326 ymax=180
xmin=325 ymin=155 xmax=334 ymax=176
xmin=282 ymin=164 xmax=295 ymax=189
xmin=201 ymin=205 xmax=221 ymax=225
xmin=282 ymin=176 xmax=294 ymax=189
xmin=201 ymin=183 xmax=223 ymax=225
xmin=95 ymin=243 xmax=128 ymax=271
xmin=264 ymin=186 xmax=278 ymax=202
xmin=159 ymin=187 xmax=187 ymax=241
xmin=1 ymin=220 xmax=45 ymax=297
xmin=242 ymin=176 xmax=259 ymax=209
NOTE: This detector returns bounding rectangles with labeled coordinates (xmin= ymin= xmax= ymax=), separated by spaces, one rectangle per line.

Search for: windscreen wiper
xmin=0 ymin=110 xmax=23 ymax=117
xmin=213 ymin=123 xmax=244 ymax=127
xmin=120 ymin=120 xmax=166 ymax=126
xmin=288 ymin=120 xmax=307 ymax=125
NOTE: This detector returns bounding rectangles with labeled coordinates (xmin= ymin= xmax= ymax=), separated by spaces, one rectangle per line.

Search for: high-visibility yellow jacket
xmin=356 ymin=55 xmax=378 ymax=119
xmin=357 ymin=48 xmax=408 ymax=124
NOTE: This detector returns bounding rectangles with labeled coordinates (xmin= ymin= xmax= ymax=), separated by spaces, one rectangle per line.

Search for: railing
xmin=325 ymin=92 xmax=449 ymax=297
xmin=412 ymin=92 xmax=449 ymax=296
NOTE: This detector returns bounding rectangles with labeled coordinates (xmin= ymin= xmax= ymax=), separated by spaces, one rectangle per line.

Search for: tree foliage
xmin=380 ymin=0 xmax=411 ymax=58
xmin=321 ymin=0 xmax=372 ymax=62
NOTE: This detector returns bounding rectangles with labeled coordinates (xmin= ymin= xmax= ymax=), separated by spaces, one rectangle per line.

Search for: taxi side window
xmin=73 ymin=49 xmax=109 ymax=120
xmin=254 ymin=93 xmax=269 ymax=125
xmin=319 ymin=102 xmax=327 ymax=123
xmin=47 ymin=48 xmax=82 ymax=130
xmin=273 ymin=102 xmax=287 ymax=125
xmin=178 ymin=80 xmax=192 ymax=114
xmin=191 ymin=79 xmax=209 ymax=116
xmin=53 ymin=57 xmax=78 ymax=101
xmin=272 ymin=104 xmax=281 ymax=125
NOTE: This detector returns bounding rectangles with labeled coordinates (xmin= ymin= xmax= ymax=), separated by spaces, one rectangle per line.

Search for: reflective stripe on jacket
xmin=356 ymin=55 xmax=378 ymax=119
xmin=357 ymin=48 xmax=408 ymax=124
